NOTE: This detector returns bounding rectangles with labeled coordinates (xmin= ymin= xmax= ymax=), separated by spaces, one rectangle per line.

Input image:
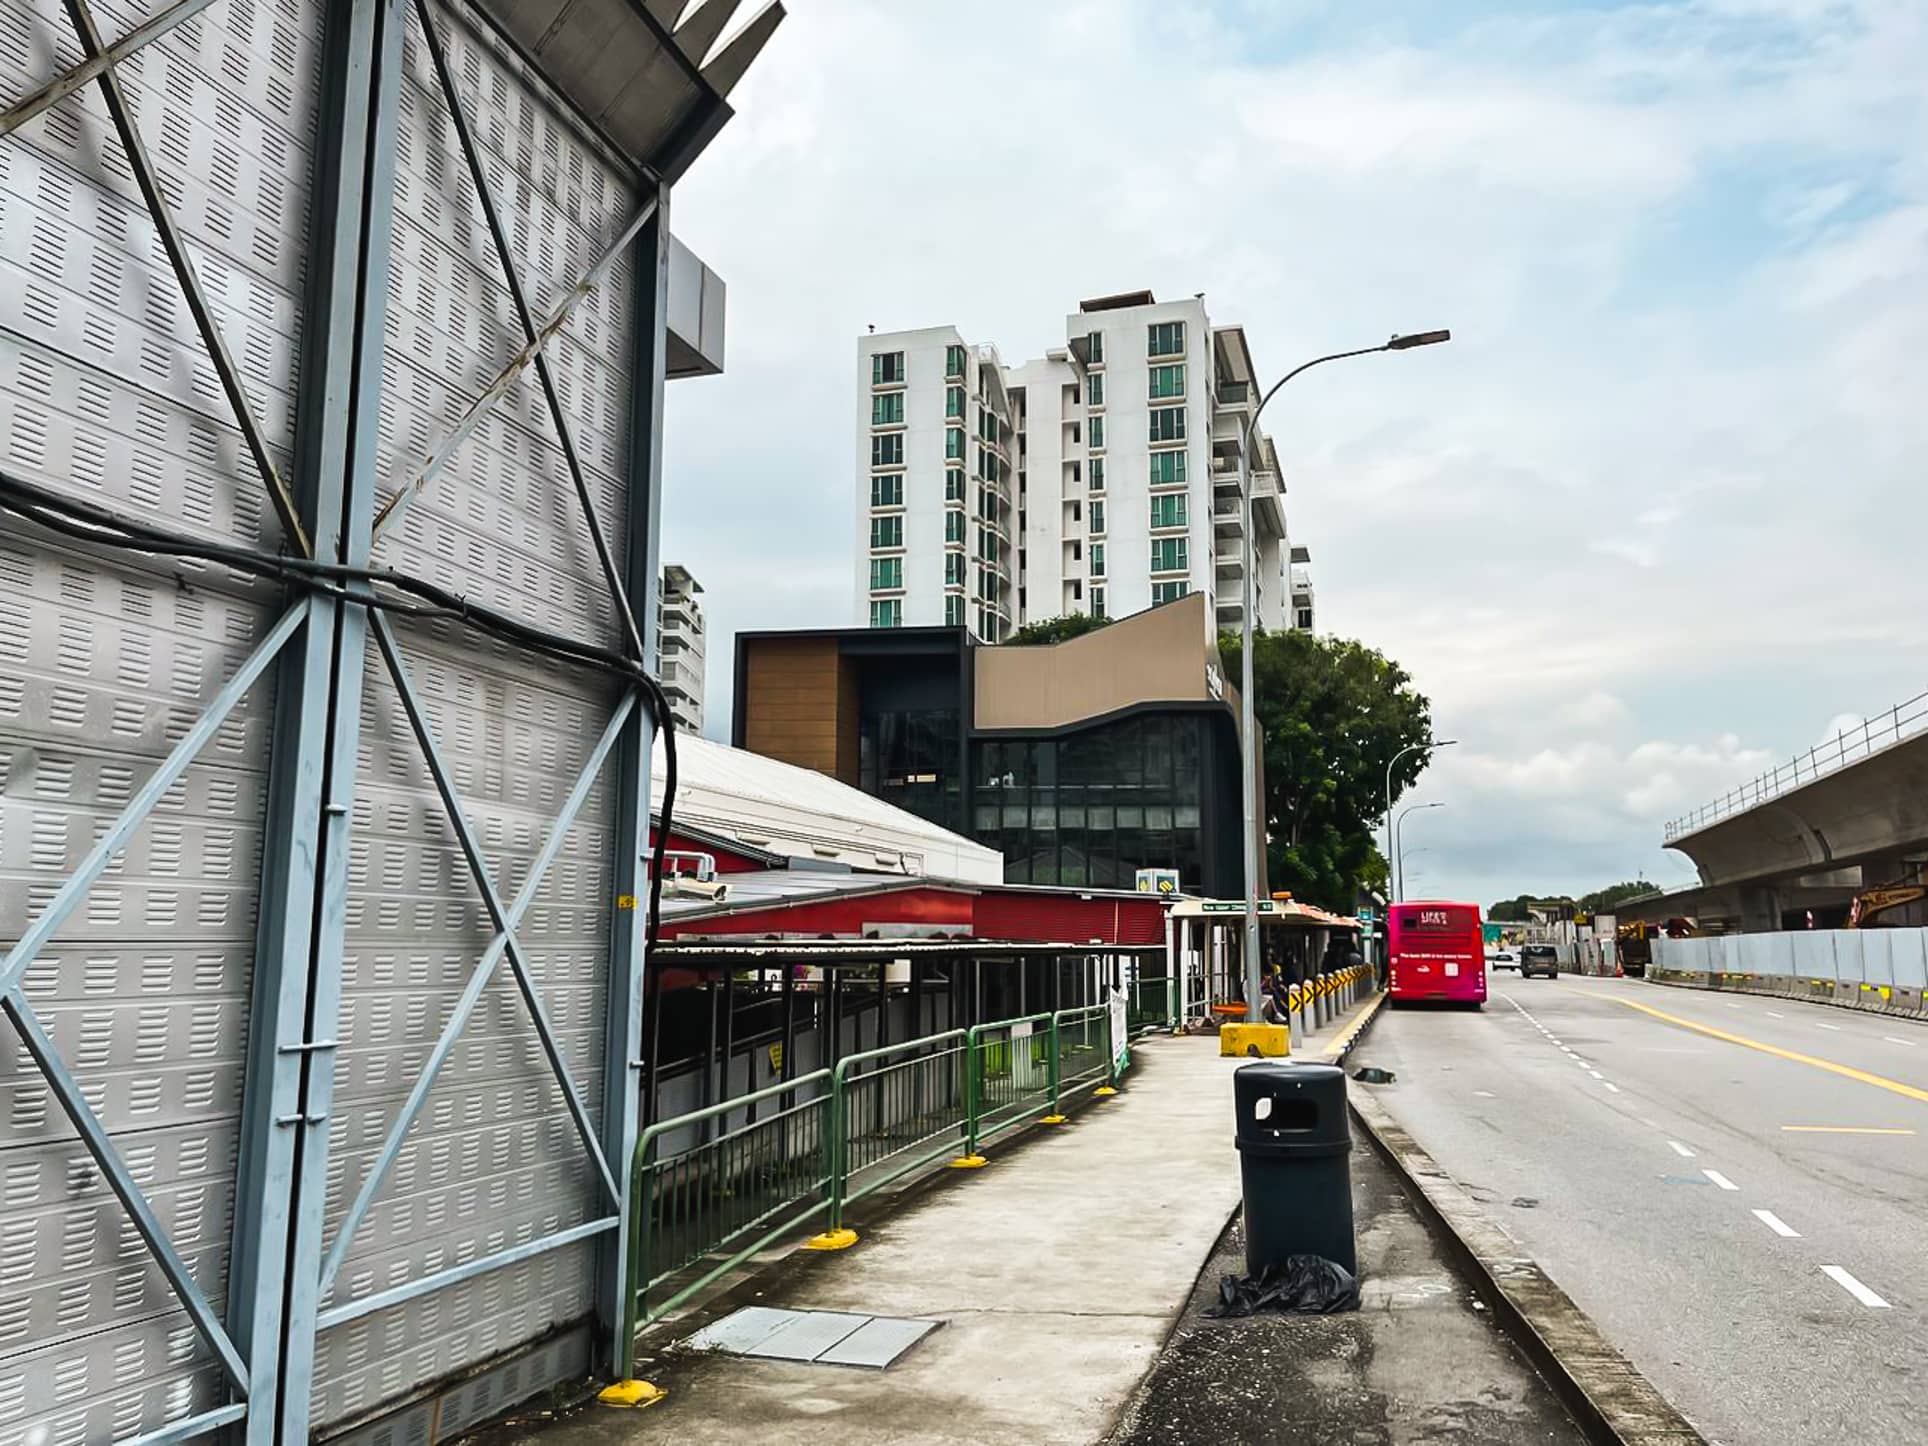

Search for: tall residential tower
xmin=857 ymin=291 xmax=1304 ymax=642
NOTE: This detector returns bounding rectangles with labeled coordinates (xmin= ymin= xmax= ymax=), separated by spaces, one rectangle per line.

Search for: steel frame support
xmin=0 ymin=0 xmax=219 ymax=138
xmin=597 ymin=182 xmax=671 ymax=1366
xmin=226 ymin=1 xmax=408 ymax=1438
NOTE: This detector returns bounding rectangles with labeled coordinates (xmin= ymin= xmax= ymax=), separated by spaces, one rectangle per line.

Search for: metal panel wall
xmin=0 ymin=0 xmax=321 ymax=1440
xmin=305 ymin=5 xmax=635 ymax=1426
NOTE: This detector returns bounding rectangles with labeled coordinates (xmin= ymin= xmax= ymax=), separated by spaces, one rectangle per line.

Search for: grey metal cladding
xmin=1 ymin=1 xmax=320 ymax=1440
xmin=308 ymin=0 xmax=632 ymax=1424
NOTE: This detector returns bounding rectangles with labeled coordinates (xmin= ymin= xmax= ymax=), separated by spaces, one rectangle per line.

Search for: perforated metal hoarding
xmin=1 ymin=0 xmax=317 ymax=1436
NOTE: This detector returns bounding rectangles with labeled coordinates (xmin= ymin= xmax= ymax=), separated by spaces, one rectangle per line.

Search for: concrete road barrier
xmin=1653 ymin=930 xmax=1928 ymax=1023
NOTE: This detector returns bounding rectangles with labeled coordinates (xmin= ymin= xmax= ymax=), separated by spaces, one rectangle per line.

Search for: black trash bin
xmin=1233 ymin=1060 xmax=1354 ymax=1276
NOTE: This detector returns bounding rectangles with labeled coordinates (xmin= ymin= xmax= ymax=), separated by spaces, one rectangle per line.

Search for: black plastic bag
xmin=1204 ymin=1254 xmax=1360 ymax=1317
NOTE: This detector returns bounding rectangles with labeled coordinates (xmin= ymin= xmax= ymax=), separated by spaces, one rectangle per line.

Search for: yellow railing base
xmin=804 ymin=1228 xmax=859 ymax=1251
xmin=599 ymin=1380 xmax=666 ymax=1409
xmin=1040 ymin=1114 xmax=1067 ymax=1124
xmin=1219 ymin=1023 xmax=1289 ymax=1058
xmin=949 ymin=1154 xmax=989 ymax=1169
xmin=1093 ymin=1085 xmax=1119 ymax=1096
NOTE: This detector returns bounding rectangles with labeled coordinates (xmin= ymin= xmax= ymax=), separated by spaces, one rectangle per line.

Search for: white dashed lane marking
xmin=1821 ymin=1266 xmax=1891 ymax=1309
xmin=1668 ymin=1140 xmax=1697 ymax=1158
xmin=1884 ymin=1036 xmax=1916 ymax=1048
xmin=1703 ymin=1169 xmax=1740 ymax=1191
xmin=1753 ymin=1209 xmax=1801 ymax=1238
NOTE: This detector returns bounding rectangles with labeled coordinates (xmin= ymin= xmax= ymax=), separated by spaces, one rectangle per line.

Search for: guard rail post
xmin=955 ymin=1022 xmax=986 ymax=1166
xmin=1043 ymin=1011 xmax=1066 ymax=1123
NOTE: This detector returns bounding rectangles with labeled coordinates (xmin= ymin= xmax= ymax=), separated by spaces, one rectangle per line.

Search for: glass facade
xmin=862 ymin=708 xmax=964 ymax=831
xmin=972 ymin=714 xmax=1209 ymax=889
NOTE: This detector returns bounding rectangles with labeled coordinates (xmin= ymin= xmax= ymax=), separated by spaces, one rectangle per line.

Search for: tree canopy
xmin=1216 ymin=629 xmax=1433 ymax=913
xmin=1489 ymin=880 xmax=1660 ymax=920
xmin=1003 ymin=614 xmax=1112 ymax=647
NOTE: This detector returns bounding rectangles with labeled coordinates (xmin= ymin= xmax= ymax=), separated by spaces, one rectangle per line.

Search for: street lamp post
xmin=1395 ymin=801 xmax=1446 ymax=901
xmin=1238 ymin=331 xmax=1450 ymax=1023
xmin=1384 ymin=738 xmax=1456 ymax=904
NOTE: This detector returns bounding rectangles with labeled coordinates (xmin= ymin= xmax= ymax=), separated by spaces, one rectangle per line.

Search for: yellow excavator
xmin=1848 ymin=872 xmax=1927 ymax=928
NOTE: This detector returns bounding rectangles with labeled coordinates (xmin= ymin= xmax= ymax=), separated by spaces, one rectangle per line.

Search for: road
xmin=1355 ymin=977 xmax=1928 ymax=1446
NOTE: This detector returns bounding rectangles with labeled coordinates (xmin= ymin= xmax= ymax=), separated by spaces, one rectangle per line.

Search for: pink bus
xmin=1388 ymin=900 xmax=1487 ymax=1007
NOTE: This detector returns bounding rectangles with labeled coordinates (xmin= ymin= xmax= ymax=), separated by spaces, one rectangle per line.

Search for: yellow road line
xmin=1598 ymin=994 xmax=1928 ymax=1107
xmin=1780 ymin=1125 xmax=1916 ymax=1135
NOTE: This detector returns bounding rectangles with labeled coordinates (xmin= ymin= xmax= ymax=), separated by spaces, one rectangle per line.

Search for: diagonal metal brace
xmin=315 ymin=665 xmax=636 ymax=1301
xmin=0 ymin=599 xmax=308 ymax=999
xmin=2 ymin=991 xmax=249 ymax=1391
xmin=407 ymin=0 xmax=646 ymax=661
xmin=60 ymin=0 xmax=313 ymax=559
xmin=368 ymin=191 xmax=660 ymax=543
xmin=0 ymin=0 xmax=219 ymax=138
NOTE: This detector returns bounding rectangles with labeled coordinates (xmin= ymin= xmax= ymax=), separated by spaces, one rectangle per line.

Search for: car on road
xmin=1519 ymin=943 xmax=1559 ymax=979
xmin=1486 ymin=949 xmax=1517 ymax=971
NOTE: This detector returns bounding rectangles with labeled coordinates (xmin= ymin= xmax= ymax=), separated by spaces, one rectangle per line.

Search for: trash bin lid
xmin=1233 ymin=1059 xmax=1350 ymax=1149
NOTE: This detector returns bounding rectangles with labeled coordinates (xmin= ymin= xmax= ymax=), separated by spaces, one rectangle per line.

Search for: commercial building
xmin=857 ymin=291 xmax=1307 ymax=644
xmin=734 ymin=593 xmax=1251 ymax=896
xmin=658 ymin=563 xmax=707 ymax=732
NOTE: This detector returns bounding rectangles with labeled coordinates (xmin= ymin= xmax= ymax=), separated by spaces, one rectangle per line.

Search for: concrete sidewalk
xmin=487 ymin=1000 xmax=1386 ymax=1446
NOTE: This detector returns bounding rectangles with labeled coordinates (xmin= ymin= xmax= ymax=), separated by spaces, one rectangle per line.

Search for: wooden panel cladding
xmin=740 ymin=637 xmax=859 ymax=784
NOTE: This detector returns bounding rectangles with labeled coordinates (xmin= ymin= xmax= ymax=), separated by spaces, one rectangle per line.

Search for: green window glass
xmin=1150 ymin=494 xmax=1187 ymax=529
xmin=870 ymin=474 xmax=903 ymax=508
xmin=873 ymin=351 xmax=905 ymax=385
xmin=946 ymin=385 xmax=965 ymax=418
xmin=946 ymin=427 xmax=965 ymax=460
xmin=1090 ymin=500 xmax=1106 ymax=535
xmin=1091 ymin=586 xmax=1107 ymax=620
xmin=945 ymin=344 xmax=966 ymax=378
xmin=1086 ymin=373 xmax=1104 ymax=407
xmin=1089 ymin=457 xmax=1105 ymax=491
xmin=1152 ymin=580 xmax=1190 ymax=604
xmin=1149 ymin=364 xmax=1184 ymax=399
xmin=946 ymin=594 xmax=965 ymax=626
xmin=870 ymin=598 xmax=902 ymax=627
xmin=870 ymin=557 xmax=902 ymax=591
xmin=1089 ymin=416 xmax=1105 ymax=450
xmin=946 ymin=510 xmax=965 ymax=543
xmin=1148 ymin=320 xmax=1185 ymax=357
xmin=1091 ymin=542 xmax=1106 ymax=578
xmin=1149 ymin=450 xmax=1187 ymax=485
xmin=872 ymin=391 xmax=904 ymax=425
xmin=946 ymin=467 xmax=965 ymax=501
xmin=1087 ymin=330 xmax=1104 ymax=364
xmin=946 ymin=552 xmax=966 ymax=585
xmin=1151 ymin=537 xmax=1187 ymax=572
xmin=870 ymin=514 xmax=903 ymax=549
xmin=872 ymin=434 xmax=903 ymax=467
xmin=1149 ymin=406 xmax=1184 ymax=443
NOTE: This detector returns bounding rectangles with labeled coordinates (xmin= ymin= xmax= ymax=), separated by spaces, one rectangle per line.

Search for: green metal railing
xmin=615 ymin=1001 xmax=1133 ymax=1376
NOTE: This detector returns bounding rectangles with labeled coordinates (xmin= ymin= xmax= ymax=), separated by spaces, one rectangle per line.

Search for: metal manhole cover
xmin=684 ymin=1307 xmax=942 ymax=1369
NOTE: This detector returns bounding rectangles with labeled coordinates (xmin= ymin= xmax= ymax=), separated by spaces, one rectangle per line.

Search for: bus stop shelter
xmin=1167 ymin=897 xmax=1364 ymax=1036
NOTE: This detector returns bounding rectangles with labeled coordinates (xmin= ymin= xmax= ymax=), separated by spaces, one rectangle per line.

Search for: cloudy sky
xmin=657 ymin=0 xmax=1927 ymax=907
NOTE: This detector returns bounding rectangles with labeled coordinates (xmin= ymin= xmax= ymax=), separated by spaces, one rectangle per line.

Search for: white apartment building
xmin=857 ymin=290 xmax=1302 ymax=642
xmin=657 ymin=563 xmax=707 ymax=733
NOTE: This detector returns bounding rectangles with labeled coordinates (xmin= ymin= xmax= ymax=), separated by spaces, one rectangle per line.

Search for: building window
xmin=1089 ymin=457 xmax=1105 ymax=491
xmin=946 ymin=427 xmax=965 ymax=461
xmin=946 ymin=510 xmax=965 ymax=544
xmin=946 ymin=384 xmax=965 ymax=418
xmin=979 ymin=409 xmax=999 ymax=444
xmin=945 ymin=344 xmax=966 ymax=378
xmin=1151 ymin=536 xmax=1188 ymax=573
xmin=1149 ymin=449 xmax=1187 ymax=486
xmin=1091 ymin=585 xmax=1106 ymax=620
xmin=1152 ymin=580 xmax=1191 ymax=605
xmin=1149 ymin=406 xmax=1185 ymax=444
xmin=870 ymin=556 xmax=902 ymax=591
xmin=977 ymin=444 xmax=998 ymax=482
xmin=1297 ymin=607 xmax=1314 ymax=630
xmin=1150 ymin=493 xmax=1187 ymax=529
xmin=872 ymin=433 xmax=904 ymax=467
xmin=871 ymin=473 xmax=903 ymax=508
xmin=1086 ymin=372 xmax=1104 ymax=407
xmin=1087 ymin=330 xmax=1104 ymax=365
xmin=1148 ymin=320 xmax=1185 ymax=357
xmin=870 ymin=514 xmax=904 ymax=549
xmin=1089 ymin=415 xmax=1105 ymax=451
xmin=872 ymin=391 xmax=905 ymax=425
xmin=870 ymin=598 xmax=903 ymax=628
xmin=947 ymin=594 xmax=966 ymax=626
xmin=946 ymin=467 xmax=965 ymax=502
xmin=946 ymin=552 xmax=966 ymax=586
xmin=1090 ymin=542 xmax=1105 ymax=578
xmin=873 ymin=351 xmax=905 ymax=385
xmin=1149 ymin=363 xmax=1185 ymax=399
xmin=978 ymin=529 xmax=999 ymax=563
xmin=1090 ymin=499 xmax=1106 ymax=535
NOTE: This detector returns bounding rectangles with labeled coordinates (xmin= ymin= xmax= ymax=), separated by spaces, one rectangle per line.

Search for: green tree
xmin=1217 ymin=629 xmax=1433 ymax=912
xmin=1004 ymin=613 xmax=1112 ymax=646
xmin=1578 ymin=880 xmax=1660 ymax=913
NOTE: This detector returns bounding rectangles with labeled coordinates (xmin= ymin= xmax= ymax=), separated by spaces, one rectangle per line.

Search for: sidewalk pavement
xmin=489 ymin=998 xmax=1390 ymax=1446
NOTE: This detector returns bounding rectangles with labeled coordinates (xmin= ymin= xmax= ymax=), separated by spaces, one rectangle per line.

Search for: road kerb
xmin=1349 ymin=1086 xmax=1705 ymax=1446
xmin=1315 ymin=989 xmax=1386 ymax=1064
